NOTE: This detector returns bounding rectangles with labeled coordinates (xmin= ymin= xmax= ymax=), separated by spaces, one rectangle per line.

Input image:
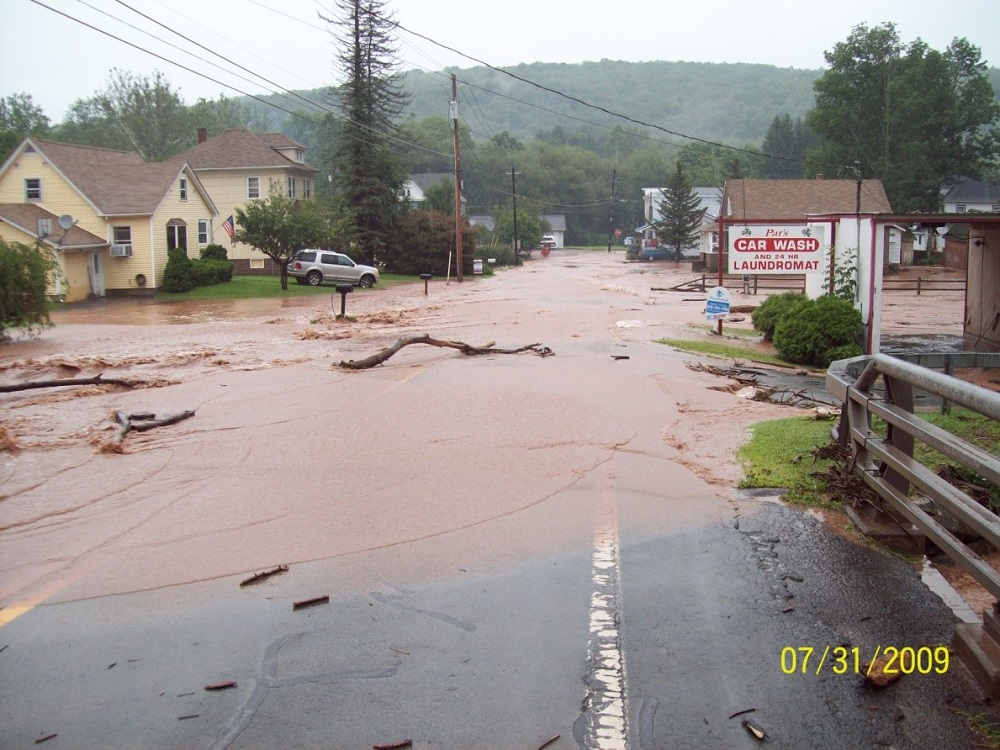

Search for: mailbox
xmin=334 ymin=284 xmax=353 ymax=316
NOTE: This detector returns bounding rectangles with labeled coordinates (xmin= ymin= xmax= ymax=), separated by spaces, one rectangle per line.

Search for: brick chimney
xmin=197 ymin=128 xmax=207 ymax=144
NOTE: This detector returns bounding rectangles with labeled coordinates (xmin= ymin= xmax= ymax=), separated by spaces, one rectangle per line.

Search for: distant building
xmin=402 ymin=172 xmax=466 ymax=214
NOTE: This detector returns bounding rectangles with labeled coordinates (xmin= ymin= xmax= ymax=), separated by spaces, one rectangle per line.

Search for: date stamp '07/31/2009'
xmin=780 ymin=646 xmax=950 ymax=676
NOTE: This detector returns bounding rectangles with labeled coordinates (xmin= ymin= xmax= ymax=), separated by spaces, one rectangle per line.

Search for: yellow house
xmin=172 ymin=129 xmax=319 ymax=274
xmin=0 ymin=138 xmax=217 ymax=300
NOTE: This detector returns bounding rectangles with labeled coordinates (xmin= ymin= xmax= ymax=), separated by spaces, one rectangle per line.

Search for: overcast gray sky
xmin=2 ymin=0 xmax=999 ymax=125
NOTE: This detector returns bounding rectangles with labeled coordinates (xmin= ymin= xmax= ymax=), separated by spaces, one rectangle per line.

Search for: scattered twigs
xmin=537 ymin=735 xmax=561 ymax=750
xmin=240 ymin=565 xmax=289 ymax=587
xmin=339 ymin=334 xmax=554 ymax=369
xmin=114 ymin=410 xmax=195 ymax=442
xmin=293 ymin=595 xmax=330 ymax=610
xmin=204 ymin=681 xmax=237 ymax=691
xmin=373 ymin=741 xmax=413 ymax=750
xmin=0 ymin=373 xmax=137 ymax=393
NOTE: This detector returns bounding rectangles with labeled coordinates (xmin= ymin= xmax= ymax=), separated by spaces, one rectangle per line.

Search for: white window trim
xmin=24 ymin=178 xmax=41 ymax=200
xmin=197 ymin=219 xmax=209 ymax=245
xmin=287 ymin=176 xmax=296 ymax=199
xmin=179 ymin=178 xmax=188 ymax=201
xmin=248 ymin=176 xmax=261 ymax=199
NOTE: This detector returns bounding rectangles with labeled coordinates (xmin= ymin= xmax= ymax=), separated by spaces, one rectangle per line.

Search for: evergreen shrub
xmin=772 ymin=294 xmax=862 ymax=368
xmin=751 ymin=291 xmax=806 ymax=341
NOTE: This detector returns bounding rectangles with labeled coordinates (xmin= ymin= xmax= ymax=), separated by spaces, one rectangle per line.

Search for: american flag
xmin=222 ymin=215 xmax=235 ymax=240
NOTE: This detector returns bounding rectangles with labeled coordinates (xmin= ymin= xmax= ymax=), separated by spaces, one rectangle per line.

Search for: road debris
xmin=34 ymin=734 xmax=58 ymax=744
xmin=240 ymin=565 xmax=289 ymax=587
xmin=728 ymin=708 xmax=757 ymax=720
xmin=178 ymin=714 xmax=200 ymax=721
xmin=863 ymin=656 xmax=903 ymax=688
xmin=537 ymin=734 xmax=560 ymax=749
xmin=741 ymin=717 xmax=768 ymax=741
xmin=204 ymin=680 xmax=237 ymax=691
xmin=373 ymin=740 xmax=413 ymax=749
xmin=0 ymin=373 xmax=138 ymax=393
xmin=293 ymin=595 xmax=330 ymax=610
xmin=338 ymin=334 xmax=553 ymax=369
xmin=114 ymin=409 xmax=196 ymax=441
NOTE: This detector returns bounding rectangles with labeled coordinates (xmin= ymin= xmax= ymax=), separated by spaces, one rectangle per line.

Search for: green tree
xmin=68 ymin=69 xmax=193 ymax=160
xmin=807 ymin=23 xmax=1000 ymax=211
xmin=760 ymin=114 xmax=818 ymax=178
xmin=422 ymin=179 xmax=456 ymax=215
xmin=233 ymin=191 xmax=344 ymax=290
xmin=493 ymin=207 xmax=542 ymax=251
xmin=0 ymin=239 xmax=56 ymax=342
xmin=325 ymin=0 xmax=409 ymax=264
xmin=655 ymin=163 xmax=706 ymax=260
xmin=386 ymin=210 xmax=477 ymax=275
xmin=0 ymin=93 xmax=50 ymax=163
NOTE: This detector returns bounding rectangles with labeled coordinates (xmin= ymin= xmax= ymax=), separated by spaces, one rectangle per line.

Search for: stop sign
xmin=614 ymin=228 xmax=622 ymax=237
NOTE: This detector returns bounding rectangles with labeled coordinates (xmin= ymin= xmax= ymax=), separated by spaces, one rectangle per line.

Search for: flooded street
xmin=1 ymin=252 xmax=993 ymax=749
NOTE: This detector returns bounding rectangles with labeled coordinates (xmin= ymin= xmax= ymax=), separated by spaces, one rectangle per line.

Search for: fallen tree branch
xmin=114 ymin=410 xmax=196 ymax=442
xmin=338 ymin=334 xmax=553 ymax=370
xmin=0 ymin=373 xmax=138 ymax=393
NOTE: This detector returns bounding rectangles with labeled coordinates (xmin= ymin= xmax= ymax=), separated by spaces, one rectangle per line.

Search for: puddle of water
xmin=49 ymin=295 xmax=324 ymax=325
xmin=883 ymin=334 xmax=989 ymax=355
xmin=920 ymin=557 xmax=980 ymax=624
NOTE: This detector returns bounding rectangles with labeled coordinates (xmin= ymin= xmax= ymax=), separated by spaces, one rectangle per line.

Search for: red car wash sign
xmin=728 ymin=225 xmax=826 ymax=274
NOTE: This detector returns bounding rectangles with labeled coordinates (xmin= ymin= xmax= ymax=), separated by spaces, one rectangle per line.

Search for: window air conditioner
xmin=110 ymin=244 xmax=132 ymax=257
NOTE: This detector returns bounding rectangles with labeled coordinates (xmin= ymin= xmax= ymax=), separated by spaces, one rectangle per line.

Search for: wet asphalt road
xmin=1 ymin=252 xmax=995 ymax=749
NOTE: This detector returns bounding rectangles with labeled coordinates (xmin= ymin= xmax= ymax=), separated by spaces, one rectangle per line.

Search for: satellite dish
xmin=58 ymin=214 xmax=74 ymax=230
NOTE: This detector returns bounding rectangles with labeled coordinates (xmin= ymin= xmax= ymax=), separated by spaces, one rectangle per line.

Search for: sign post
xmin=705 ymin=286 xmax=731 ymax=321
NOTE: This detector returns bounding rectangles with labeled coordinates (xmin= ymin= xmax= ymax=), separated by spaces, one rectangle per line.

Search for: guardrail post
xmin=881 ymin=373 xmax=914 ymax=497
xmin=917 ymin=277 xmax=922 ymax=296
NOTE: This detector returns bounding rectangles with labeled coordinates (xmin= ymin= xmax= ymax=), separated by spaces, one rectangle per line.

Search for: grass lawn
xmin=655 ymin=337 xmax=806 ymax=369
xmin=739 ymin=408 xmax=1000 ymax=508
xmin=154 ymin=273 xmax=418 ymax=301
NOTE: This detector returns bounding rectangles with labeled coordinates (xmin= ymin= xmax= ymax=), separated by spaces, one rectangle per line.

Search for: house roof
xmin=468 ymin=215 xmax=496 ymax=231
xmin=540 ymin=214 xmax=566 ymax=232
xmin=722 ymin=179 xmax=892 ymax=220
xmin=173 ymin=129 xmax=318 ymax=173
xmin=941 ymin=177 xmax=1000 ymax=204
xmin=22 ymin=139 xmax=208 ymax=216
xmin=408 ymin=172 xmax=454 ymax=193
xmin=0 ymin=203 xmax=107 ymax=249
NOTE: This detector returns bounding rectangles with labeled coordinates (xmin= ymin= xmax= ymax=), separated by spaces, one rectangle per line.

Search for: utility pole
xmin=451 ymin=74 xmax=464 ymax=282
xmin=607 ymin=169 xmax=617 ymax=253
xmin=509 ymin=165 xmax=520 ymax=259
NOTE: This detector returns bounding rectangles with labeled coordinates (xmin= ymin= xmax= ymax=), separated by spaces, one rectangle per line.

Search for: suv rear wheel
xmin=306 ymin=270 xmax=323 ymax=286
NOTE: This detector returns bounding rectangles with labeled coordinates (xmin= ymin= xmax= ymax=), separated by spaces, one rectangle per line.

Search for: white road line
xmin=584 ymin=487 xmax=628 ymax=749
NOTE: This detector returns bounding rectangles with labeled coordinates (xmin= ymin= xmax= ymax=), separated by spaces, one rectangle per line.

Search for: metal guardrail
xmin=826 ymin=353 xmax=1000 ymax=599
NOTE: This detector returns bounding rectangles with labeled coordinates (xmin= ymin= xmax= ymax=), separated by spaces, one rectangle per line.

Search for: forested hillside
xmin=258 ymin=59 xmax=823 ymax=147
xmin=403 ymin=60 xmax=822 ymax=146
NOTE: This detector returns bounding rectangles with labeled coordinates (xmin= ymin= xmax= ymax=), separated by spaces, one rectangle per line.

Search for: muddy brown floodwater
xmin=0 ymin=252 xmax=987 ymax=621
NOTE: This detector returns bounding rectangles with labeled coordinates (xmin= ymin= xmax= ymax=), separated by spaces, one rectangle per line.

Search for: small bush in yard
xmin=200 ymin=244 xmax=228 ymax=261
xmin=751 ymin=291 xmax=806 ymax=341
xmin=190 ymin=258 xmax=234 ymax=286
xmin=772 ymin=294 xmax=863 ymax=368
xmin=161 ymin=248 xmax=195 ymax=292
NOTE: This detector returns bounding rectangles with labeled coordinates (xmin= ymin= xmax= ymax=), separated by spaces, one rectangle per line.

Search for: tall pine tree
xmin=325 ymin=0 xmax=409 ymax=264
xmin=656 ymin=163 xmax=706 ymax=260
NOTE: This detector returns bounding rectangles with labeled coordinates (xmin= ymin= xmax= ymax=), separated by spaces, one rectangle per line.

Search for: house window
xmin=113 ymin=226 xmax=132 ymax=253
xmin=179 ymin=178 xmax=188 ymax=200
xmin=167 ymin=224 xmax=188 ymax=252
xmin=956 ymin=204 xmax=967 ymax=213
xmin=287 ymin=177 xmax=296 ymax=199
xmin=37 ymin=218 xmax=52 ymax=237
xmin=250 ymin=258 xmax=265 ymax=269
xmin=993 ymin=205 xmax=1000 ymax=212
xmin=296 ymin=150 xmax=304 ymax=163
xmin=24 ymin=178 xmax=41 ymax=200
xmin=248 ymin=176 xmax=260 ymax=199
xmin=303 ymin=179 xmax=312 ymax=199
xmin=198 ymin=220 xmax=209 ymax=245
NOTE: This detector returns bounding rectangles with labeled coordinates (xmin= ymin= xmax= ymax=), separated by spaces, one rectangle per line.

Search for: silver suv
xmin=287 ymin=250 xmax=380 ymax=288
